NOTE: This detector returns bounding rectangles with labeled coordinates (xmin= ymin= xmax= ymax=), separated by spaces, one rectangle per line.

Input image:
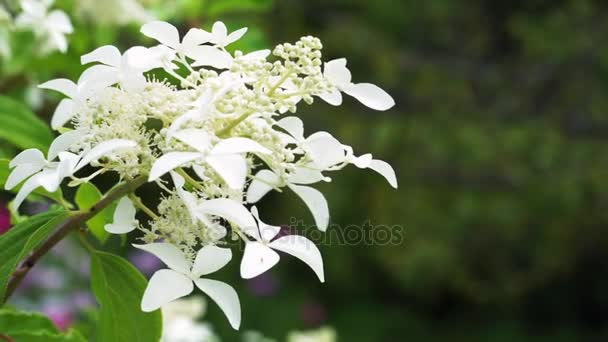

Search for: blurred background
xmin=2 ymin=0 xmax=608 ymax=341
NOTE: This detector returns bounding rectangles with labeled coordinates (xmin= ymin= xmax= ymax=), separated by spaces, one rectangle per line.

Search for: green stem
xmin=129 ymin=194 xmax=160 ymax=220
xmin=3 ymin=175 xmax=148 ymax=303
xmin=176 ymin=168 xmax=206 ymax=192
xmin=216 ymin=110 xmax=253 ymax=137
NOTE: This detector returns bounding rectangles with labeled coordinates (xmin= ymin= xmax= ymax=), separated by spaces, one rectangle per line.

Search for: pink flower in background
xmin=300 ymin=300 xmax=327 ymax=327
xmin=0 ymin=202 xmax=10 ymax=234
xmin=246 ymin=272 xmax=280 ymax=297
xmin=42 ymin=302 xmax=73 ymax=331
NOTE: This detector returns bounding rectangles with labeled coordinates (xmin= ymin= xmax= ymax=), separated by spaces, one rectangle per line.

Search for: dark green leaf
xmin=0 ymin=308 xmax=86 ymax=341
xmin=0 ymin=308 xmax=58 ymax=333
xmin=0 ymin=209 xmax=68 ymax=301
xmin=0 ymin=95 xmax=54 ymax=150
xmin=75 ymin=183 xmax=112 ymax=244
xmin=90 ymin=251 xmax=162 ymax=342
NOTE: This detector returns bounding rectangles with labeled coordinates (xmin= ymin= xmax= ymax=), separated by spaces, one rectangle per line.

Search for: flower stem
xmin=176 ymin=168 xmax=206 ymax=192
xmin=129 ymin=193 xmax=160 ymax=220
xmin=3 ymin=175 xmax=148 ymax=303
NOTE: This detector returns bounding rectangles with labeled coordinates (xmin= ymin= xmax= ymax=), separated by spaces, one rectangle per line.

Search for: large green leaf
xmin=0 ymin=95 xmax=54 ymax=150
xmin=90 ymin=251 xmax=162 ymax=342
xmin=0 ymin=209 xmax=68 ymax=301
xmin=0 ymin=309 xmax=86 ymax=341
xmin=75 ymin=183 xmax=113 ymax=244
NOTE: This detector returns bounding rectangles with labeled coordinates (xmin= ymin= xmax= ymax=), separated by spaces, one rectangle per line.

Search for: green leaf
xmin=90 ymin=251 xmax=162 ymax=342
xmin=0 ymin=95 xmax=54 ymax=150
xmin=75 ymin=183 xmax=113 ymax=244
xmin=5 ymin=329 xmax=86 ymax=342
xmin=207 ymin=0 xmax=273 ymax=16
xmin=0 ymin=308 xmax=86 ymax=341
xmin=0 ymin=308 xmax=58 ymax=333
xmin=0 ymin=209 xmax=68 ymax=301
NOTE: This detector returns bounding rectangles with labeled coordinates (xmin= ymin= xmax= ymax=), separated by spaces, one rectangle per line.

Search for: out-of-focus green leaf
xmin=0 ymin=308 xmax=86 ymax=341
xmin=0 ymin=95 xmax=53 ymax=151
xmin=0 ymin=209 xmax=68 ymax=301
xmin=207 ymin=0 xmax=273 ymax=17
xmin=75 ymin=183 xmax=113 ymax=244
xmin=90 ymin=251 xmax=162 ymax=342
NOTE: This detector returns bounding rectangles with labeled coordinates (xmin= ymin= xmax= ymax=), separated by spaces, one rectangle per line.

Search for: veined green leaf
xmin=75 ymin=183 xmax=113 ymax=244
xmin=0 ymin=209 xmax=68 ymax=301
xmin=90 ymin=251 xmax=162 ymax=342
xmin=0 ymin=95 xmax=54 ymax=151
xmin=0 ymin=308 xmax=86 ymax=341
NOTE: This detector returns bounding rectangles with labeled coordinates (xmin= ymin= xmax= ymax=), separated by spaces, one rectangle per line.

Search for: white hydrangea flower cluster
xmin=5 ymin=20 xmax=397 ymax=330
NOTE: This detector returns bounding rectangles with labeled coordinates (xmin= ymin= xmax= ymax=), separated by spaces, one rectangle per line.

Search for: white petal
xmin=133 ymin=243 xmax=191 ymax=274
xmin=75 ymin=139 xmax=137 ymax=171
xmin=240 ymin=242 xmax=279 ymax=279
xmin=318 ymin=89 xmax=343 ymax=106
xmin=352 ymin=153 xmax=373 ymax=168
xmin=304 ymin=132 xmax=346 ymax=169
xmin=181 ymin=28 xmax=212 ymax=49
xmin=123 ymin=46 xmax=159 ymax=71
xmin=38 ymin=78 xmax=77 ymax=98
xmin=246 ymin=169 xmax=280 ymax=203
xmin=191 ymin=245 xmax=232 ymax=277
xmin=193 ymin=278 xmax=241 ymax=330
xmin=104 ymin=197 xmax=136 ymax=234
xmin=11 ymin=175 xmax=41 ymax=211
xmin=211 ymin=21 xmax=228 ymax=40
xmin=269 ymin=235 xmax=325 ymax=282
xmin=48 ymin=130 xmax=81 ymax=161
xmin=172 ymin=129 xmax=212 ymax=152
xmin=140 ymin=21 xmax=180 ymax=48
xmin=46 ymin=10 xmax=72 ymax=33
xmin=206 ymin=154 xmax=247 ymax=190
xmin=368 ymin=159 xmax=398 ymax=188
xmin=5 ymin=164 xmax=43 ymax=190
xmin=141 ymin=269 xmax=193 ymax=312
xmin=243 ymin=49 xmax=271 ymax=60
xmin=81 ymin=45 xmax=121 ymax=67
xmin=148 ymin=152 xmax=201 ymax=181
xmin=288 ymin=184 xmax=329 ymax=231
xmin=324 ymin=58 xmax=352 ymax=87
xmin=343 ymin=83 xmax=395 ymax=111
xmin=9 ymin=148 xmax=46 ymax=168
xmin=78 ymin=64 xmax=119 ymax=89
xmin=197 ymin=199 xmax=258 ymax=239
xmin=50 ymin=99 xmax=75 ymax=130
xmin=226 ymin=27 xmax=247 ymax=45
xmin=189 ymin=46 xmax=233 ymax=69
xmin=211 ymin=137 xmax=271 ymax=155
xmin=275 ymin=117 xmax=305 ymax=141
xmin=288 ymin=167 xmax=326 ymax=185
xmin=251 ymin=206 xmax=281 ymax=242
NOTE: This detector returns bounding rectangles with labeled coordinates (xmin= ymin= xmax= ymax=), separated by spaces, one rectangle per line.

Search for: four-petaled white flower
xmin=197 ymin=21 xmax=247 ymax=48
xmin=80 ymin=45 xmax=159 ymax=92
xmin=150 ymin=129 xmax=271 ymax=190
xmin=5 ymin=132 xmax=136 ymax=211
xmin=141 ymin=21 xmax=233 ymax=69
xmin=15 ymin=0 xmax=72 ymax=54
xmin=319 ymin=58 xmax=395 ymax=111
xmin=240 ymin=206 xmax=325 ymax=282
xmin=134 ymin=243 xmax=241 ymax=330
